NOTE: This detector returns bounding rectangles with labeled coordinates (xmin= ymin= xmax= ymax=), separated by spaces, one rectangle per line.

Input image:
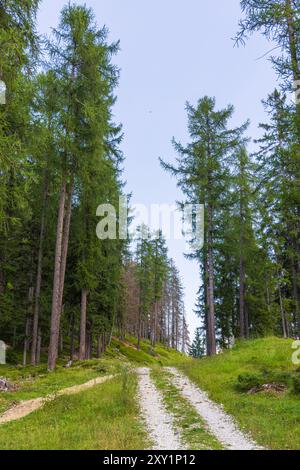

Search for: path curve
xmin=0 ymin=375 xmax=114 ymax=425
xmin=137 ymin=368 xmax=184 ymax=450
xmin=166 ymin=367 xmax=262 ymax=450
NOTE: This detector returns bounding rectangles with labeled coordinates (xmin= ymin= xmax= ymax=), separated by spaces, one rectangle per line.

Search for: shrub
xmin=6 ymin=349 xmax=19 ymax=365
xmin=235 ymin=373 xmax=264 ymax=392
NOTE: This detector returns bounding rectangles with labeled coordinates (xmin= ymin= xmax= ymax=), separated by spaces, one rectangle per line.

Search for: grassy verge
xmin=0 ymin=371 xmax=148 ymax=450
xmin=180 ymin=337 xmax=300 ymax=450
xmin=0 ymin=359 xmax=122 ymax=414
xmin=151 ymin=368 xmax=223 ymax=450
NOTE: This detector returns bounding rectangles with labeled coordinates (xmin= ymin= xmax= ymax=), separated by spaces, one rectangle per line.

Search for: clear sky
xmin=37 ymin=0 xmax=277 ymax=339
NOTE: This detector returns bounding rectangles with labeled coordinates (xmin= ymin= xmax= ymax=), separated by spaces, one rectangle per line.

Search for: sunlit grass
xmin=0 ymin=371 xmax=148 ymax=450
xmin=180 ymin=337 xmax=300 ymax=450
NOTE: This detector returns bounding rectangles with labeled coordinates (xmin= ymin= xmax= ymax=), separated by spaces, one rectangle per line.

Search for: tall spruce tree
xmin=160 ymin=97 xmax=248 ymax=355
xmin=237 ymin=0 xmax=300 ymax=337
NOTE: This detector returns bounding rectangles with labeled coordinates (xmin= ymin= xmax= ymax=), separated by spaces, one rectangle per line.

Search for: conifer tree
xmin=189 ymin=327 xmax=205 ymax=358
xmin=160 ymin=97 xmax=248 ymax=355
xmin=47 ymin=5 xmax=121 ymax=369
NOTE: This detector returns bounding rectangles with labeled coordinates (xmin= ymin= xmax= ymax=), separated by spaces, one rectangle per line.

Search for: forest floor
xmin=0 ymin=336 xmax=299 ymax=450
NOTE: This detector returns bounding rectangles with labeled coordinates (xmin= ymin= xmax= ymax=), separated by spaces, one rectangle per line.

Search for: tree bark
xmin=206 ymin=205 xmax=216 ymax=356
xmin=57 ymin=180 xmax=73 ymax=316
xmin=292 ymin=260 xmax=300 ymax=335
xmin=48 ymin=180 xmax=66 ymax=370
xmin=137 ymin=303 xmax=142 ymax=351
xmin=279 ymin=285 xmax=288 ymax=339
xmin=36 ymin=329 xmax=42 ymax=364
xmin=79 ymin=288 xmax=88 ymax=360
xmin=23 ymin=316 xmax=31 ymax=367
xmin=31 ymin=167 xmax=49 ymax=365
xmin=97 ymin=335 xmax=102 ymax=358
xmin=239 ymin=255 xmax=246 ymax=338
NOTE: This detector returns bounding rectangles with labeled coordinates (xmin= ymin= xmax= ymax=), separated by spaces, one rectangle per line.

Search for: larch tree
xmin=46 ymin=5 xmax=121 ymax=369
xmin=0 ymin=0 xmax=40 ymax=352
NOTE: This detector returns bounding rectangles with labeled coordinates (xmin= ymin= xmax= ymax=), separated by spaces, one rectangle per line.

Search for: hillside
xmin=0 ymin=336 xmax=299 ymax=450
xmin=181 ymin=337 xmax=300 ymax=450
xmin=0 ymin=337 xmax=187 ymax=450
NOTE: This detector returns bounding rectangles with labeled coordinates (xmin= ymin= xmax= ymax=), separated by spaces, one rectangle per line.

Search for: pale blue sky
xmin=37 ymin=0 xmax=277 ymax=339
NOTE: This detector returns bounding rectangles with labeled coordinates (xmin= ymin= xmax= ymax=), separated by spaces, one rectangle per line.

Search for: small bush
xmin=94 ymin=365 xmax=108 ymax=374
xmin=147 ymin=347 xmax=156 ymax=357
xmin=6 ymin=349 xmax=19 ymax=365
xmin=235 ymin=373 xmax=264 ymax=392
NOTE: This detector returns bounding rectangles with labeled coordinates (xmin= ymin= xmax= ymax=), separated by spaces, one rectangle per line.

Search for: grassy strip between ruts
xmin=0 ymin=370 xmax=149 ymax=450
xmin=180 ymin=337 xmax=300 ymax=450
xmin=151 ymin=368 xmax=223 ymax=450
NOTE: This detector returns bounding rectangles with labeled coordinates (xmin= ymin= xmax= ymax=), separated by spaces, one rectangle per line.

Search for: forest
xmin=0 ymin=0 xmax=299 ymax=368
xmin=1 ymin=0 xmax=300 ymax=453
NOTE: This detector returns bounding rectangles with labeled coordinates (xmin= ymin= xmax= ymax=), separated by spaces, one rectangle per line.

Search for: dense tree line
xmin=168 ymin=0 xmax=300 ymax=355
xmin=0 ymin=1 xmax=187 ymax=367
xmin=123 ymin=228 xmax=189 ymax=353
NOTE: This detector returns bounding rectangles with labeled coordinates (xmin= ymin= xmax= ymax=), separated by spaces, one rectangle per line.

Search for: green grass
xmin=151 ymin=368 xmax=223 ymax=450
xmin=0 ymin=371 xmax=149 ymax=450
xmin=106 ymin=336 xmax=187 ymax=366
xmin=3 ymin=335 xmax=299 ymax=450
xmin=180 ymin=337 xmax=300 ymax=450
xmin=0 ymin=336 xmax=187 ymax=416
xmin=0 ymin=359 xmax=122 ymax=414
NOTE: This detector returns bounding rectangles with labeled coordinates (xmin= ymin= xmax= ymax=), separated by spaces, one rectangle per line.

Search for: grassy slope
xmin=0 ymin=373 xmax=149 ymax=450
xmin=2 ymin=336 xmax=298 ymax=450
xmin=180 ymin=337 xmax=300 ymax=450
xmin=0 ymin=337 xmax=185 ymax=450
xmin=0 ymin=337 xmax=185 ymax=412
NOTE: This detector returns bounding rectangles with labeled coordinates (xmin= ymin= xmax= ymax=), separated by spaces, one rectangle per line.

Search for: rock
xmin=0 ymin=377 xmax=17 ymax=392
xmin=248 ymin=383 xmax=286 ymax=395
xmin=64 ymin=360 xmax=73 ymax=369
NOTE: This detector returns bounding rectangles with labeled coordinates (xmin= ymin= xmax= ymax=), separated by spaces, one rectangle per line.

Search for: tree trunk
xmin=102 ymin=333 xmax=107 ymax=353
xmin=48 ymin=180 xmax=66 ymax=370
xmin=239 ymin=255 xmax=246 ymax=338
xmin=31 ymin=167 xmax=49 ymax=365
xmin=57 ymin=180 xmax=73 ymax=322
xmin=79 ymin=288 xmax=88 ymax=360
xmin=292 ymin=260 xmax=300 ymax=335
xmin=137 ymin=305 xmax=142 ymax=351
xmin=279 ymin=285 xmax=288 ymax=339
xmin=23 ymin=316 xmax=31 ymax=367
xmin=36 ymin=329 xmax=42 ymax=364
xmin=171 ymin=298 xmax=176 ymax=349
xmin=206 ymin=205 xmax=216 ymax=356
xmin=97 ymin=335 xmax=101 ymax=358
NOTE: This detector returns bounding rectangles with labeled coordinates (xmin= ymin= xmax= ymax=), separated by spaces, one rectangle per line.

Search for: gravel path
xmin=166 ymin=367 xmax=262 ymax=450
xmin=0 ymin=375 xmax=114 ymax=425
xmin=137 ymin=368 xmax=184 ymax=450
